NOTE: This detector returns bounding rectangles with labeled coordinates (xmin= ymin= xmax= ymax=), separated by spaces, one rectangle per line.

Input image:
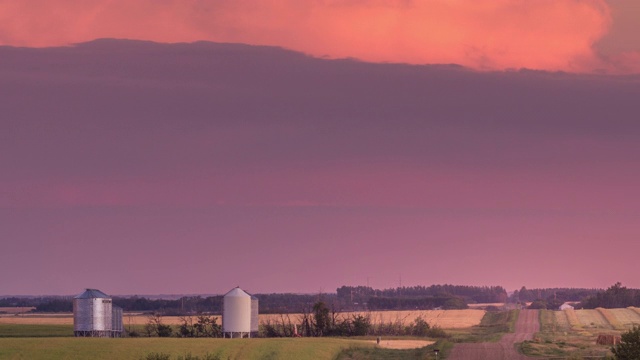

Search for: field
xmin=0 ymin=309 xmax=485 ymax=359
xmin=0 ymin=309 xmax=485 ymax=329
xmin=521 ymin=307 xmax=640 ymax=358
xmin=0 ymin=337 xmax=374 ymax=360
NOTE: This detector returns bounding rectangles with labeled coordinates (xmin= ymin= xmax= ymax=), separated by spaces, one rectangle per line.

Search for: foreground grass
xmin=0 ymin=324 xmax=73 ymax=338
xmin=447 ymin=310 xmax=518 ymax=343
xmin=336 ymin=339 xmax=451 ymax=360
xmin=0 ymin=337 xmax=375 ymax=360
xmin=520 ymin=309 xmax=613 ymax=358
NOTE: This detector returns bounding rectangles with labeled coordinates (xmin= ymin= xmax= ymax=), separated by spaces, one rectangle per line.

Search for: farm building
xmin=559 ymin=302 xmax=575 ymax=310
xmin=223 ymin=287 xmax=258 ymax=338
xmin=73 ymin=288 xmax=123 ymax=337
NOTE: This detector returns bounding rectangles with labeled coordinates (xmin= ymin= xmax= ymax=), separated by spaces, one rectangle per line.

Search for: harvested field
xmin=0 ymin=315 xmax=73 ymax=325
xmin=1 ymin=310 xmax=485 ymax=329
xmin=553 ymin=310 xmax=571 ymax=332
xmin=575 ymin=309 xmax=613 ymax=330
xmin=564 ymin=309 xmax=581 ymax=329
xmin=597 ymin=308 xmax=623 ymax=330
xmin=607 ymin=308 xmax=640 ymax=329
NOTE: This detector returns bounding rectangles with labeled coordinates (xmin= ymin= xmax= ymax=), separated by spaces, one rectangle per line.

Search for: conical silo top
xmin=74 ymin=288 xmax=110 ymax=299
xmin=224 ymin=287 xmax=251 ymax=298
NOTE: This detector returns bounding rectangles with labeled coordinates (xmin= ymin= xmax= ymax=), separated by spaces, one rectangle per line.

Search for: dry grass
xmin=0 ymin=310 xmax=485 ymax=329
xmin=564 ymin=309 xmax=582 ymax=330
xmin=608 ymin=308 xmax=640 ymax=329
xmin=597 ymin=308 xmax=624 ymax=330
xmin=629 ymin=307 xmax=640 ymax=318
xmin=574 ymin=309 xmax=612 ymax=330
xmin=554 ymin=310 xmax=572 ymax=332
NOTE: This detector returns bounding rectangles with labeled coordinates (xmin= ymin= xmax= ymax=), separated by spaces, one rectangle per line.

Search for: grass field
xmin=0 ymin=337 xmax=377 ymax=360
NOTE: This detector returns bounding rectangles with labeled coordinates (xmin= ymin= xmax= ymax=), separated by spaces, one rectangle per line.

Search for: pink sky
xmin=0 ymin=0 xmax=639 ymax=73
xmin=1 ymin=2 xmax=639 ymax=296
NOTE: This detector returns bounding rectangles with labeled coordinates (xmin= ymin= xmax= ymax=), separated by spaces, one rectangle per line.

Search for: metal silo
xmin=73 ymin=289 xmax=113 ymax=337
xmin=111 ymin=305 xmax=124 ymax=337
xmin=250 ymin=295 xmax=259 ymax=334
xmin=222 ymin=287 xmax=252 ymax=338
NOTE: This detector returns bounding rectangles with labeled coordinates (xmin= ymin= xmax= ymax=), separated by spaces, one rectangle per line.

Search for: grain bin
xmin=250 ymin=295 xmax=259 ymax=333
xmin=222 ymin=287 xmax=253 ymax=338
xmin=73 ymin=288 xmax=121 ymax=337
xmin=111 ymin=305 xmax=124 ymax=337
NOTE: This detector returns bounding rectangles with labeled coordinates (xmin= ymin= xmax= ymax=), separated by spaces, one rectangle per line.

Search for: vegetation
xmin=582 ymin=283 xmax=640 ymax=309
xmin=0 ymin=337 xmax=372 ymax=360
xmin=612 ymin=326 xmax=640 ymax=360
xmin=0 ymin=324 xmax=73 ymax=337
xmin=336 ymin=339 xmax=451 ymax=360
xmin=337 ymin=284 xmax=506 ymax=310
xmin=446 ymin=310 xmax=518 ymax=343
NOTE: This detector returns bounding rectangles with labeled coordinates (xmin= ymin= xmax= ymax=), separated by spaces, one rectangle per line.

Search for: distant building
xmin=223 ymin=287 xmax=258 ymax=338
xmin=73 ymin=288 xmax=123 ymax=337
xmin=559 ymin=302 xmax=575 ymax=311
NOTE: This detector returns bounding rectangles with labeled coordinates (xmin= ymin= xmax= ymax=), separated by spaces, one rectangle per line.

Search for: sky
xmin=1 ymin=1 xmax=639 ymax=296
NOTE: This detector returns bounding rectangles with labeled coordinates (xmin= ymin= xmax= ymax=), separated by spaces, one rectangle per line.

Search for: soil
xmin=448 ymin=309 xmax=540 ymax=360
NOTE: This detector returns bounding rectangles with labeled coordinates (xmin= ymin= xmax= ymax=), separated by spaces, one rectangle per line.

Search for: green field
xmin=0 ymin=337 xmax=378 ymax=360
xmin=0 ymin=324 xmax=73 ymax=338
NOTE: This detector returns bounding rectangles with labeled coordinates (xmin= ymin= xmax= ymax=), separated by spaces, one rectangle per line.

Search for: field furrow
xmin=564 ymin=309 xmax=581 ymax=330
xmin=575 ymin=309 xmax=612 ymax=329
xmin=609 ymin=308 xmax=640 ymax=329
xmin=553 ymin=310 xmax=571 ymax=332
xmin=597 ymin=308 xmax=623 ymax=330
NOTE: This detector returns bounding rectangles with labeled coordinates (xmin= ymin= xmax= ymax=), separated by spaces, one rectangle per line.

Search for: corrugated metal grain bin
xmin=73 ymin=288 xmax=121 ymax=337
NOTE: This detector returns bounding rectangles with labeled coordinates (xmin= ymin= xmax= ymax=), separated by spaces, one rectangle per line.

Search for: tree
xmin=312 ymin=301 xmax=331 ymax=336
xmin=612 ymin=326 xmax=640 ymax=360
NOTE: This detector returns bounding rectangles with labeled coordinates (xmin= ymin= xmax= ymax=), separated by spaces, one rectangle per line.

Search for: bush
xmin=612 ymin=326 xmax=640 ymax=360
xmin=141 ymin=353 xmax=171 ymax=360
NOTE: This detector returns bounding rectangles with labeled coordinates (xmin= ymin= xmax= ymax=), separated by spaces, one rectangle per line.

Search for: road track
xmin=448 ymin=309 xmax=539 ymax=360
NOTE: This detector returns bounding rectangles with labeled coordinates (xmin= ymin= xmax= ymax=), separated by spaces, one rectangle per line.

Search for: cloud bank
xmin=1 ymin=0 xmax=638 ymax=73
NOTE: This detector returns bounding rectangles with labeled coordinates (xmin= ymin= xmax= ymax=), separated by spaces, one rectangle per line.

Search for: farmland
xmin=522 ymin=307 xmax=640 ymax=358
xmin=0 ymin=309 xmax=485 ymax=329
xmin=0 ymin=309 xmax=484 ymax=359
xmin=0 ymin=337 xmax=374 ymax=360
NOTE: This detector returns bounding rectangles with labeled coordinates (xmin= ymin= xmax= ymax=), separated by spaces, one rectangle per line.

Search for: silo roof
xmin=224 ymin=287 xmax=251 ymax=298
xmin=74 ymin=288 xmax=110 ymax=299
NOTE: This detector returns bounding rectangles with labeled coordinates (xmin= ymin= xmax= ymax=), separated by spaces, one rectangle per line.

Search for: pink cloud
xmin=1 ymin=0 xmax=638 ymax=73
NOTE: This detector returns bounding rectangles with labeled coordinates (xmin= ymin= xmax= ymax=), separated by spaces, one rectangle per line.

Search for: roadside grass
xmin=448 ymin=310 xmax=518 ymax=343
xmin=519 ymin=310 xmax=613 ymax=359
xmin=0 ymin=337 xmax=372 ymax=360
xmin=336 ymin=339 xmax=452 ymax=360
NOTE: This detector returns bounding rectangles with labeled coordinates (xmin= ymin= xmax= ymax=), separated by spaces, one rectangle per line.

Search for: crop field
xmin=522 ymin=308 xmax=640 ymax=358
xmin=0 ymin=309 xmax=485 ymax=329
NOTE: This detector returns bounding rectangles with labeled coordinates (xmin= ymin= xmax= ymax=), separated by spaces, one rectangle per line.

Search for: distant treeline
xmin=580 ymin=283 xmax=640 ymax=309
xmin=337 ymin=284 xmax=507 ymax=309
xmin=17 ymin=293 xmax=334 ymax=315
xmin=511 ymin=287 xmax=601 ymax=303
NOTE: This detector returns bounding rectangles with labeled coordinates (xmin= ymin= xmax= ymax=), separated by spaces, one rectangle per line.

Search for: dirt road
xmin=448 ymin=309 xmax=539 ymax=360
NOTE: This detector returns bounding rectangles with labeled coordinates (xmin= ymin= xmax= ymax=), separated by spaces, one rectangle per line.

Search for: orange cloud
xmin=1 ymin=0 xmax=636 ymax=73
